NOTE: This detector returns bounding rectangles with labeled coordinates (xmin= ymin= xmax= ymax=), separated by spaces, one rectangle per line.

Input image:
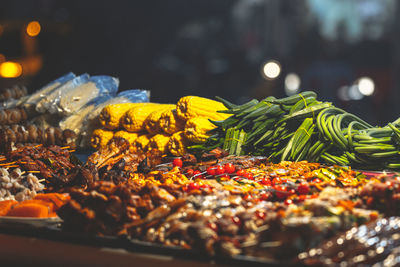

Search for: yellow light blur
xmin=26 ymin=21 xmax=41 ymax=37
xmin=0 ymin=62 xmax=22 ymax=78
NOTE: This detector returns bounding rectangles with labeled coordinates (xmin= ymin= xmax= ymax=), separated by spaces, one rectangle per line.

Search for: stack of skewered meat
xmin=0 ymin=168 xmax=44 ymax=201
xmin=0 ymin=124 xmax=77 ymax=151
xmin=0 ymin=108 xmax=28 ymax=125
xmin=0 ymin=85 xmax=27 ymax=103
xmin=0 ymin=144 xmax=92 ymax=191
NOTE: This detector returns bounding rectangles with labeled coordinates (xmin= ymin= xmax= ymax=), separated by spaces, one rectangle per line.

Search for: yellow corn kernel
xmin=113 ymin=130 xmax=139 ymax=144
xmin=176 ymin=96 xmax=231 ymax=121
xmin=134 ymin=134 xmax=153 ymax=151
xmin=122 ymin=103 xmax=162 ymax=132
xmin=147 ymin=133 xmax=170 ymax=153
xmin=91 ymin=128 xmax=114 ymax=149
xmin=184 ymin=116 xmax=216 ymax=143
xmin=144 ymin=104 xmax=176 ymax=135
xmin=159 ymin=109 xmax=186 ymax=135
xmin=168 ymin=131 xmax=189 ymax=156
xmin=99 ymin=103 xmax=143 ymax=130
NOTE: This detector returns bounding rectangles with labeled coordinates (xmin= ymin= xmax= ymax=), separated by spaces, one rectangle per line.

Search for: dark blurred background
xmin=0 ymin=0 xmax=399 ymax=125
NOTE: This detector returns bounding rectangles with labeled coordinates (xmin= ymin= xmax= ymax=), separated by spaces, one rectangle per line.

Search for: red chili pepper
xmin=274 ymin=185 xmax=290 ymax=199
xmin=215 ymin=165 xmax=225 ymax=175
xmin=172 ymin=158 xmax=183 ymax=168
xmin=297 ymin=182 xmax=310 ymax=194
xmin=243 ymin=172 xmax=254 ymax=180
xmin=224 ymin=163 xmax=236 ymax=174
xmin=236 ymin=169 xmax=246 ymax=177
xmin=188 ymin=182 xmax=200 ymax=190
xmin=193 ymin=170 xmax=204 ymax=179
xmin=260 ymin=177 xmax=271 ymax=186
xmin=206 ymin=166 xmax=216 ymax=176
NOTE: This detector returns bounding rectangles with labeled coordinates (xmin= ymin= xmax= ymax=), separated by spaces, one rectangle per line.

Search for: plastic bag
xmin=59 ymin=95 xmax=114 ymax=133
xmin=25 ymin=72 xmax=76 ymax=106
xmin=117 ymin=89 xmax=150 ymax=102
xmin=36 ymin=74 xmax=90 ymax=113
xmin=55 ymin=75 xmax=119 ymax=115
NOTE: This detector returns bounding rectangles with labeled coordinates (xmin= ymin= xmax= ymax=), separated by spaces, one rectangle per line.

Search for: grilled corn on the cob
xmin=122 ymin=103 xmax=162 ymax=132
xmin=113 ymin=130 xmax=139 ymax=144
xmin=99 ymin=103 xmax=142 ymax=130
xmin=184 ymin=116 xmax=216 ymax=143
xmin=134 ymin=134 xmax=152 ymax=151
xmin=144 ymin=104 xmax=176 ymax=135
xmin=168 ymin=131 xmax=189 ymax=156
xmin=159 ymin=109 xmax=186 ymax=135
xmin=147 ymin=133 xmax=170 ymax=153
xmin=176 ymin=96 xmax=230 ymax=121
xmin=91 ymin=128 xmax=114 ymax=149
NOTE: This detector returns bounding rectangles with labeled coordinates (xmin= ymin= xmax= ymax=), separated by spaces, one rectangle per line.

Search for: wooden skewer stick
xmin=38 ymin=179 xmax=45 ymax=183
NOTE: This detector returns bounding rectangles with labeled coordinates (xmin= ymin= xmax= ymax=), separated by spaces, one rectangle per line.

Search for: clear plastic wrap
xmin=57 ymin=75 xmax=119 ymax=115
xmin=117 ymin=89 xmax=150 ymax=102
xmin=25 ymin=72 xmax=76 ymax=106
xmin=36 ymin=74 xmax=90 ymax=113
xmin=59 ymin=95 xmax=114 ymax=133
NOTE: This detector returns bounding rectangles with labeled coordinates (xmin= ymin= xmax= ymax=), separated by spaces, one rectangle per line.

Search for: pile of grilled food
xmin=2 ymin=91 xmax=400 ymax=266
xmin=59 ymin=139 xmax=400 ymax=265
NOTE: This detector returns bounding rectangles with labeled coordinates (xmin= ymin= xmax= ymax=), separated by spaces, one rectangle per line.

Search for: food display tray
xmin=0 ymin=223 xmax=295 ymax=266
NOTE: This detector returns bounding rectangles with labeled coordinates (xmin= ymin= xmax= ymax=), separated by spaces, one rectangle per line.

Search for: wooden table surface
xmin=0 ymin=233 xmax=227 ymax=267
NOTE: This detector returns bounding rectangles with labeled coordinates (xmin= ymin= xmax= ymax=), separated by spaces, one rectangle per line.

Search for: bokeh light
xmin=0 ymin=61 xmax=22 ymax=78
xmin=26 ymin=21 xmax=41 ymax=37
xmin=284 ymin=73 xmax=301 ymax=95
xmin=357 ymin=77 xmax=375 ymax=96
xmin=262 ymin=60 xmax=281 ymax=80
xmin=348 ymin=84 xmax=364 ymax=100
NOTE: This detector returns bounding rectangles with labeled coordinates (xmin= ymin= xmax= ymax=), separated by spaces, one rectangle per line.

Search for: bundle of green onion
xmin=189 ymin=91 xmax=400 ymax=170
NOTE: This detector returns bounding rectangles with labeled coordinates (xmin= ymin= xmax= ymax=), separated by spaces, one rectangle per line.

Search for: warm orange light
xmin=0 ymin=25 xmax=3 ymax=36
xmin=0 ymin=54 xmax=5 ymax=63
xmin=0 ymin=62 xmax=22 ymax=78
xmin=26 ymin=21 xmax=41 ymax=37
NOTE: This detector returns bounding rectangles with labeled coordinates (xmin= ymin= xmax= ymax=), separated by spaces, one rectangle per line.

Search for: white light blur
xmin=357 ymin=77 xmax=375 ymax=96
xmin=337 ymin=86 xmax=351 ymax=101
xmin=348 ymin=85 xmax=364 ymax=100
xmin=284 ymin=73 xmax=301 ymax=95
xmin=262 ymin=60 xmax=281 ymax=80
